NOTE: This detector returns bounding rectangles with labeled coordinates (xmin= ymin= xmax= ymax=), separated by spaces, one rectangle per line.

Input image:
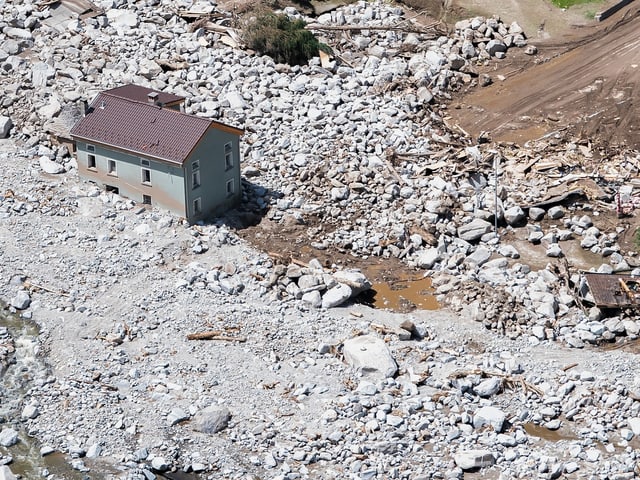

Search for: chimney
xmin=80 ymin=99 xmax=89 ymax=117
xmin=147 ymin=92 xmax=159 ymax=105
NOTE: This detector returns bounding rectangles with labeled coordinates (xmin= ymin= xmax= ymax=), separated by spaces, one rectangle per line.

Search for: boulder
xmin=321 ymin=283 xmax=352 ymax=308
xmin=454 ymin=450 xmax=495 ymax=470
xmin=193 ymin=406 xmax=231 ymax=434
xmin=548 ymin=206 xmax=565 ymax=220
xmin=464 ymin=246 xmax=492 ymax=267
xmin=504 ymin=206 xmax=526 ymax=226
xmin=0 ymin=466 xmax=17 ymax=480
xmin=301 ymin=290 xmax=322 ymax=308
xmin=474 ymin=377 xmax=502 ymax=398
xmin=473 ymin=406 xmax=506 ymax=432
xmin=0 ymin=428 xmax=18 ymax=447
xmin=415 ymin=247 xmax=442 ymax=269
xmin=343 ymin=335 xmax=397 ymax=378
xmin=458 ymin=218 xmax=492 ymax=242
xmin=106 ymin=9 xmax=139 ymax=28
xmin=486 ymin=39 xmax=507 ymax=56
xmin=39 ymin=156 xmax=65 ymax=174
xmin=0 ymin=116 xmax=12 ymax=138
xmin=331 ymin=270 xmax=371 ymax=296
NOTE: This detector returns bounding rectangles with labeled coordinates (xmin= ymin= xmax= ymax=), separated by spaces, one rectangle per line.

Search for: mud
xmin=449 ymin=3 xmax=640 ymax=149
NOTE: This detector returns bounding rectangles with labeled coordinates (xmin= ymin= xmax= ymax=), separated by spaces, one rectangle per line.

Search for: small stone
xmin=167 ymin=407 xmax=189 ymax=426
xmin=10 ymin=291 xmax=30 ymax=310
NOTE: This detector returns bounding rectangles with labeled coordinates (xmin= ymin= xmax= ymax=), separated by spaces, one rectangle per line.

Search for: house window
xmin=141 ymin=159 xmax=150 ymax=167
xmin=142 ymin=168 xmax=151 ymax=184
xmin=142 ymin=195 xmax=152 ymax=205
xmin=226 ymin=178 xmax=234 ymax=197
xmin=192 ymin=160 xmax=200 ymax=189
xmin=193 ymin=197 xmax=202 ymax=214
xmin=224 ymin=143 xmax=233 ymax=170
xmin=108 ymin=160 xmax=117 ymax=176
xmin=87 ymin=154 xmax=96 ymax=170
xmin=87 ymin=144 xmax=95 ymax=153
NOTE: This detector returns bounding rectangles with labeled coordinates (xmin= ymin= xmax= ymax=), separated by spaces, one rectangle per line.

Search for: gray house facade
xmin=70 ymin=85 xmax=243 ymax=223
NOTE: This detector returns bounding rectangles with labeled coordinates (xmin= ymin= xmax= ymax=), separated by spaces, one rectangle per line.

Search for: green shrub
xmin=242 ymin=11 xmax=328 ymax=66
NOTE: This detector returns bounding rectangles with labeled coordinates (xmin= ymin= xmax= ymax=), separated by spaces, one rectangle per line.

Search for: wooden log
xmin=187 ymin=331 xmax=247 ymax=342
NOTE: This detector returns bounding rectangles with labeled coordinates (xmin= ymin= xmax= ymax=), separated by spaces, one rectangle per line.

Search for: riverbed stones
xmin=343 ymin=335 xmax=397 ymax=378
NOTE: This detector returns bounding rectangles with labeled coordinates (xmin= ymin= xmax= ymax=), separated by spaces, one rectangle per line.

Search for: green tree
xmin=242 ymin=11 xmax=329 ymax=66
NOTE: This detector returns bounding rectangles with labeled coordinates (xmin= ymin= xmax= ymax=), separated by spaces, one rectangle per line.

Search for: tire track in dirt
xmin=451 ymin=4 xmax=640 ymax=148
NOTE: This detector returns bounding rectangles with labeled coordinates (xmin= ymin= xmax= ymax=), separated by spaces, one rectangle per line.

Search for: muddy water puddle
xmin=359 ymin=265 xmax=440 ymax=312
xmin=524 ymin=422 xmax=578 ymax=442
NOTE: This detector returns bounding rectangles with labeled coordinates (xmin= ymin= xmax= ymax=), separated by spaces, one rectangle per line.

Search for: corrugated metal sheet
xmin=584 ymin=273 xmax=640 ymax=308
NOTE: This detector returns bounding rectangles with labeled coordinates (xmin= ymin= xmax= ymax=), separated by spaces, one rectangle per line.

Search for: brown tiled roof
xmin=105 ymin=84 xmax=185 ymax=106
xmin=71 ymin=92 xmax=239 ymax=165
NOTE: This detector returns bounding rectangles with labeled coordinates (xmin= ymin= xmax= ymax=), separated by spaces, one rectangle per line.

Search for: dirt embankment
xmin=448 ymin=3 xmax=640 ymax=148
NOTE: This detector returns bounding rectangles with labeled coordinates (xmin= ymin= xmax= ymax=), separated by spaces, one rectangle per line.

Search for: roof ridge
xmin=98 ymin=92 xmax=212 ymax=122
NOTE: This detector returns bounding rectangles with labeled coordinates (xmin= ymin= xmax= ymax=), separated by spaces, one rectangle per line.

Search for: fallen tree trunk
xmin=187 ymin=331 xmax=247 ymax=342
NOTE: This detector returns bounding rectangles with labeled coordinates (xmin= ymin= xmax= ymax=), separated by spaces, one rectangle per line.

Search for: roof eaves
xmin=70 ymin=133 xmax=184 ymax=166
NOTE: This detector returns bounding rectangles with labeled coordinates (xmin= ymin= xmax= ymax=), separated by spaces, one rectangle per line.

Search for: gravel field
xmin=2 ymin=0 xmax=640 ymax=479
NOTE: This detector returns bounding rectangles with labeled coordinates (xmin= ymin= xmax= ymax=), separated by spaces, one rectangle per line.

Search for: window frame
xmin=193 ymin=197 xmax=202 ymax=214
xmin=141 ymin=168 xmax=151 ymax=185
xmin=87 ymin=154 xmax=96 ymax=170
xmin=226 ymin=178 xmax=234 ymax=197
xmin=224 ymin=142 xmax=233 ymax=171
xmin=107 ymin=159 xmax=117 ymax=176
xmin=87 ymin=144 xmax=96 ymax=153
xmin=192 ymin=170 xmax=201 ymax=189
xmin=141 ymin=158 xmax=151 ymax=167
xmin=142 ymin=194 xmax=152 ymax=205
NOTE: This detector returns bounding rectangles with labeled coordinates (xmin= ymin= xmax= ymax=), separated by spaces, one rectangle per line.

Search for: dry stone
xmin=343 ymin=335 xmax=397 ymax=378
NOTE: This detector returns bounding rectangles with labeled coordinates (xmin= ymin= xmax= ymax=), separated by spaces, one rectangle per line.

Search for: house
xmin=70 ymin=84 xmax=244 ymax=223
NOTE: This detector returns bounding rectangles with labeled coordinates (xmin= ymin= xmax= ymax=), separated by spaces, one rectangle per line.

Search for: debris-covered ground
xmin=2 ymin=0 xmax=640 ymax=479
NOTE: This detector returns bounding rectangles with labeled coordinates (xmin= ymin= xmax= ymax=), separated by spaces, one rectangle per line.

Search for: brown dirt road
xmin=449 ymin=3 xmax=640 ymax=149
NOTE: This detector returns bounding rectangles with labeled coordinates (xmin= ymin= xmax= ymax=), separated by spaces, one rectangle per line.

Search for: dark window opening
xmin=142 ymin=195 xmax=152 ymax=205
xmin=142 ymin=168 xmax=151 ymax=184
xmin=88 ymin=154 xmax=96 ymax=169
xmin=105 ymin=185 xmax=119 ymax=194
